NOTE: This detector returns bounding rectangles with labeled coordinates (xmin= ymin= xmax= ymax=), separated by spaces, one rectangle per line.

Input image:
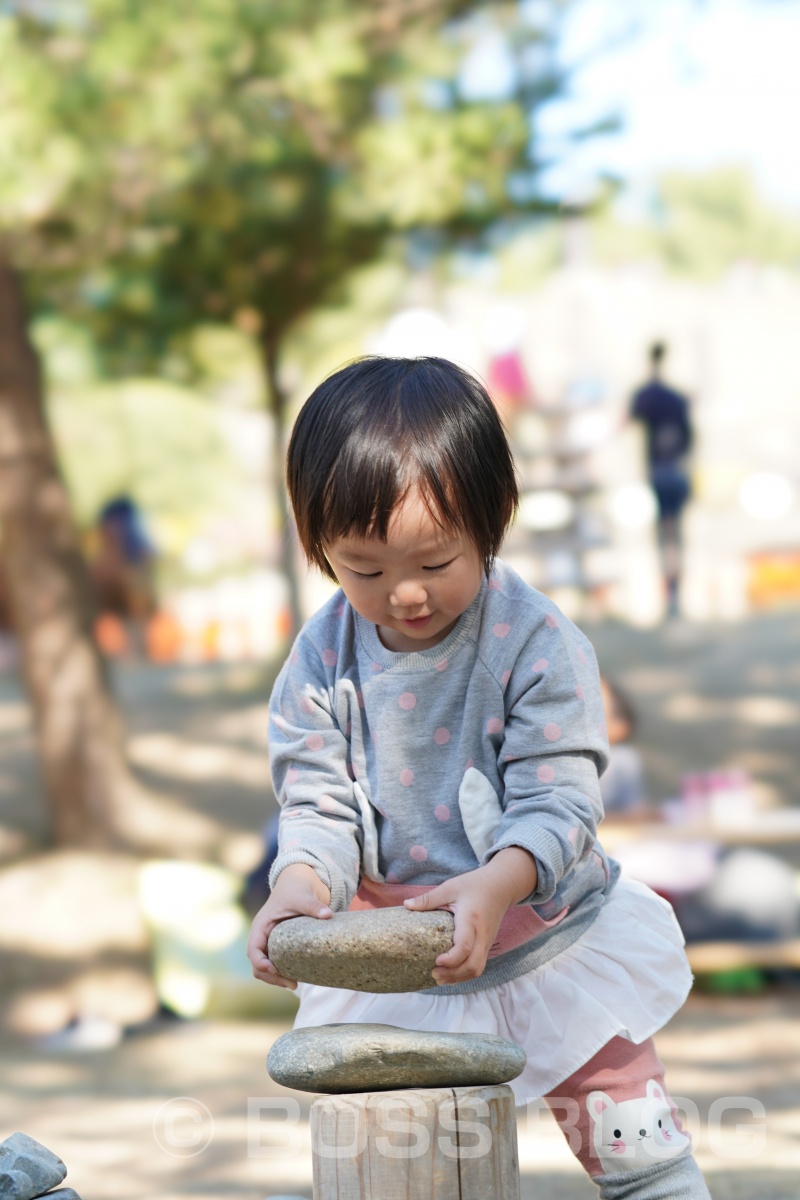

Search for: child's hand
xmin=247 ymin=863 xmax=332 ymax=989
xmin=404 ymin=847 xmax=538 ymax=986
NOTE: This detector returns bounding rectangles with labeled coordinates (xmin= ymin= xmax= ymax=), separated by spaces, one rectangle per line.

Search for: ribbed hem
xmin=269 ymin=851 xmax=345 ymax=912
xmin=487 ymin=824 xmax=567 ymax=904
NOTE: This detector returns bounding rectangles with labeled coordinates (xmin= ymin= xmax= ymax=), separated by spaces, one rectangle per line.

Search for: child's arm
xmin=267 ymin=634 xmax=364 ymax=913
xmin=405 ymin=847 xmax=538 ymax=985
xmin=247 ymin=863 xmax=332 ymax=989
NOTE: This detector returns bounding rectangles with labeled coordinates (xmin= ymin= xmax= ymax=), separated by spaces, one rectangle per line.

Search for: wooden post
xmin=311 ymin=1083 xmax=520 ymax=1199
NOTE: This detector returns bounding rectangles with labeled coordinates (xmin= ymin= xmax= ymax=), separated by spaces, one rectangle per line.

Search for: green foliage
xmin=47 ymin=375 xmax=241 ymax=531
xmin=2 ymin=0 xmax=567 ymax=376
xmin=588 ymin=168 xmax=800 ymax=277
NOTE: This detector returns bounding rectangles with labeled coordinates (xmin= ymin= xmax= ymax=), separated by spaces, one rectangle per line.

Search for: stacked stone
xmin=0 ymin=1134 xmax=80 ymax=1200
xmin=267 ymin=907 xmax=526 ymax=1200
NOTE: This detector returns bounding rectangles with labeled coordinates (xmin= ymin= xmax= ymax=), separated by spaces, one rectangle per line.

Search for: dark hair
xmin=287 ymin=356 xmax=519 ymax=581
xmin=649 ymin=341 xmax=667 ymax=366
xmin=601 ymin=676 xmax=637 ymax=737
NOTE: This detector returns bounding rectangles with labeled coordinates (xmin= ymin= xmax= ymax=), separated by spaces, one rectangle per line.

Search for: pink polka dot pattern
xmin=398 ymin=692 xmax=417 ymax=710
xmin=568 ymin=826 xmax=579 ymax=845
xmin=300 ymin=697 xmax=314 ymax=715
xmin=386 ymin=871 xmax=400 ymax=884
xmin=434 ymin=804 xmax=450 ymax=821
xmin=544 ymin=722 xmax=561 ymax=742
xmin=371 ymin=662 xmax=382 ymax=673
xmin=284 ymin=808 xmax=301 ymax=819
xmin=576 ymin=685 xmax=585 ymax=701
xmin=286 ymin=768 xmax=299 ymax=784
xmin=486 ymin=717 xmax=504 ymax=735
xmin=537 ymin=764 xmax=555 ymax=783
xmin=409 ymin=845 xmax=428 ymax=862
xmin=352 ymin=762 xmax=360 ymax=778
xmin=433 ymin=727 xmax=451 ymax=745
xmin=322 ymin=648 xmax=338 ymax=666
xmin=290 ymin=649 xmax=300 ymax=665
xmin=435 ymin=659 xmax=449 ymax=672
xmin=466 ymin=758 xmax=474 ymax=769
xmin=306 ymin=733 xmax=324 ymax=751
xmin=577 ymin=648 xmax=586 ymax=664
xmin=336 ymin=602 xmax=347 ymax=617
xmin=545 ymin=613 xmax=559 ymax=629
xmin=400 ymin=768 xmax=414 ymax=787
xmin=501 ymin=669 xmax=512 ymax=688
xmin=319 ymin=795 xmax=336 ymax=812
xmin=532 ymin=658 xmax=548 ymax=672
xmin=488 ymin=577 xmax=503 ymax=591
xmin=493 ymin=622 xmax=511 ymax=638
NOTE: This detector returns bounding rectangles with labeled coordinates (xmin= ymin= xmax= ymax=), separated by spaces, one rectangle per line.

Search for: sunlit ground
xmin=0 ymin=607 xmax=799 ymax=1197
xmin=1 ymin=993 xmax=799 ymax=1199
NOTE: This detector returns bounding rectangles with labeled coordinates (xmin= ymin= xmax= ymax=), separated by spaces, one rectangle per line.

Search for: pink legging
xmin=544 ymin=1037 xmax=691 ymax=1177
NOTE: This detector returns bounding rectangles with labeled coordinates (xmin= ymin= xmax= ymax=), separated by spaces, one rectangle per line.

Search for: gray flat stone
xmin=0 ymin=1134 xmax=66 ymax=1199
xmin=267 ymin=1022 xmax=527 ymax=1093
xmin=42 ymin=1192 xmax=82 ymax=1199
xmin=268 ymin=907 xmax=455 ymax=992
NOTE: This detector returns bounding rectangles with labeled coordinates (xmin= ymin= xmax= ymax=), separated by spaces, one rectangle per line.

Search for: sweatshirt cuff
xmin=268 ymin=851 xmax=348 ymax=912
xmin=485 ymin=825 xmax=566 ymax=903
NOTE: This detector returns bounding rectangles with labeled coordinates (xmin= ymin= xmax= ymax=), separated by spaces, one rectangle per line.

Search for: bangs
xmin=287 ymin=356 xmax=519 ymax=580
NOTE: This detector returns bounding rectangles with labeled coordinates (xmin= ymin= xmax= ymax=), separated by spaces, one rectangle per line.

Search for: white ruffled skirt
xmin=293 ymin=877 xmax=692 ymax=1105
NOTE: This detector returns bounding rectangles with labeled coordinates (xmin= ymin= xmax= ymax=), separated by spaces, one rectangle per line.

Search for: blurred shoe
xmin=35 ymin=1015 xmax=122 ymax=1053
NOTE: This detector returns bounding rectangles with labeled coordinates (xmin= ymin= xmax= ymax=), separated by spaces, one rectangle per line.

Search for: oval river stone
xmin=268 ymin=1023 xmax=527 ymax=1093
xmin=268 ymin=907 xmax=456 ymax=993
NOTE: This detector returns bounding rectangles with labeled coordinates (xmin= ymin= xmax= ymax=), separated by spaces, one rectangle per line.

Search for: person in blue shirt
xmin=630 ymin=343 xmax=693 ymax=617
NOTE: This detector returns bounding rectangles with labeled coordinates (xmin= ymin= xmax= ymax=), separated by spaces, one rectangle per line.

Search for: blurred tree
xmin=0 ymin=0 xmax=571 ymax=846
xmin=0 ymin=254 xmax=143 ymax=847
xmin=588 ymin=167 xmax=800 ymax=275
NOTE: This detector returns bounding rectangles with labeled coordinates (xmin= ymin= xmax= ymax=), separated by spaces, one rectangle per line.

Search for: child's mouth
xmin=402 ymin=614 xmax=433 ymax=628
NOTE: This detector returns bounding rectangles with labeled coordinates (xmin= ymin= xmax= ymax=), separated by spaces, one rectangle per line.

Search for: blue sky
xmin=530 ymin=0 xmax=800 ymax=210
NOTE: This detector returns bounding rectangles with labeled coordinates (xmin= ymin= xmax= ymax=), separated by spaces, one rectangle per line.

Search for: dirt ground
xmin=1 ymin=608 xmax=799 ymax=1198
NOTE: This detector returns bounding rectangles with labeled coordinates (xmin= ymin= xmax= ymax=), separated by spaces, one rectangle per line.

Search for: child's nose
xmin=390 ymin=578 xmax=427 ymax=607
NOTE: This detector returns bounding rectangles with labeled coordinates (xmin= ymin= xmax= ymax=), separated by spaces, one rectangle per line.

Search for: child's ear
xmin=587 ymin=1090 xmax=613 ymax=1119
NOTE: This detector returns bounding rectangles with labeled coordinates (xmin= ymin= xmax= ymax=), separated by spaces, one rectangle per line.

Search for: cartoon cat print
xmin=587 ymin=1079 xmax=690 ymax=1172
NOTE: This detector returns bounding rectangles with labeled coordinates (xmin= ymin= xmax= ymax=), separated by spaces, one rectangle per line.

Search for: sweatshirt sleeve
xmin=267 ymin=628 xmax=362 ymax=912
xmin=483 ymin=609 xmax=609 ymax=904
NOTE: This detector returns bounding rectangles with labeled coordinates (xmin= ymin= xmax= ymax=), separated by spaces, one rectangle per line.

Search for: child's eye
xmin=351 ymin=569 xmax=381 ymax=580
xmin=424 ymin=558 xmax=455 ymax=573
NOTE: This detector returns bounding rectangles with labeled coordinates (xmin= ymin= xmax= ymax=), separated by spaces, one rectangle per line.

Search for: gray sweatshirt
xmin=268 ymin=559 xmax=618 ymax=994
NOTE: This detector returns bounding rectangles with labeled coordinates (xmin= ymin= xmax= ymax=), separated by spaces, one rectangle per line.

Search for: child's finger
xmin=252 ymin=960 xmax=298 ymax=990
xmin=405 ymin=887 xmax=451 ymax=911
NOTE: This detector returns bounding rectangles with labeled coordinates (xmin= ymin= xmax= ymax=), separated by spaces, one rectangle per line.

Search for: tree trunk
xmin=260 ymin=330 xmax=304 ymax=638
xmin=0 ymin=254 xmax=140 ymax=848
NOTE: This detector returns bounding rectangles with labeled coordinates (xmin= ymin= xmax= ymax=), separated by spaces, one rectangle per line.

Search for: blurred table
xmin=601 ymin=808 xmax=800 ymax=849
xmin=601 ymin=808 xmax=800 ymax=974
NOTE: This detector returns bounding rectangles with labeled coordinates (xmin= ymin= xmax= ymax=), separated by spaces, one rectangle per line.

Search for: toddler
xmin=248 ymin=356 xmax=710 ymax=1199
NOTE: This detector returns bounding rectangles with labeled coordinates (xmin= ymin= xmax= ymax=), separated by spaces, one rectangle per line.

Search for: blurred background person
xmin=599 ymin=675 xmax=650 ymax=820
xmin=90 ymin=495 xmax=158 ymax=657
xmin=630 ymin=341 xmax=693 ymax=618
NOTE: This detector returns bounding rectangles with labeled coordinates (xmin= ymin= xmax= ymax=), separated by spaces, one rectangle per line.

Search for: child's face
xmin=325 ymin=487 xmax=484 ymax=652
